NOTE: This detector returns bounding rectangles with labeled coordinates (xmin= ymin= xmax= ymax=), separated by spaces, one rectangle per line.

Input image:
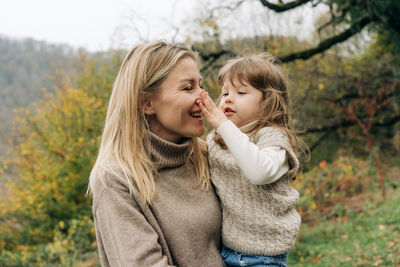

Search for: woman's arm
xmin=94 ymin=186 xmax=175 ymax=267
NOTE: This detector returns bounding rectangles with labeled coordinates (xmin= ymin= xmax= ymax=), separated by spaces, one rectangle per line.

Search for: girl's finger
xmin=200 ymin=95 xmax=209 ymax=108
xmin=199 ymin=103 xmax=208 ymax=115
xmin=205 ymin=95 xmax=215 ymax=108
xmin=204 ymin=95 xmax=214 ymax=109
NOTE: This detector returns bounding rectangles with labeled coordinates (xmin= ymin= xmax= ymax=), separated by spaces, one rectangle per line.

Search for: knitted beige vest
xmin=207 ymin=126 xmax=301 ymax=256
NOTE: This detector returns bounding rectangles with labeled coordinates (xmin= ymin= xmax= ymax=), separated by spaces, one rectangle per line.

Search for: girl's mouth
xmin=224 ymin=107 xmax=235 ymax=115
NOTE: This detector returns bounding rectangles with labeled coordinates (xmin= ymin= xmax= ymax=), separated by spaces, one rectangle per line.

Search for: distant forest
xmin=0 ymin=37 xmax=79 ymax=155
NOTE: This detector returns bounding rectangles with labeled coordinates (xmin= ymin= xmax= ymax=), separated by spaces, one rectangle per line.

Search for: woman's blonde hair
xmin=89 ymin=40 xmax=210 ymax=204
xmin=215 ymin=53 xmax=309 ymax=162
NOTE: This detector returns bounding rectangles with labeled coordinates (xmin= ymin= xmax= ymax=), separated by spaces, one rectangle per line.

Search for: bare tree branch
xmin=193 ymin=48 xmax=237 ymax=72
xmin=309 ymin=129 xmax=334 ymax=151
xmin=375 ymin=114 xmax=400 ymax=127
xmin=279 ymin=16 xmax=372 ymax=63
xmin=203 ymin=0 xmax=247 ymax=26
xmin=211 ymin=0 xmax=246 ymax=14
xmin=259 ymin=0 xmax=311 ymax=12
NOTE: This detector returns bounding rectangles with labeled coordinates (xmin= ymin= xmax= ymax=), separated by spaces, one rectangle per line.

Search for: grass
xmin=288 ymin=188 xmax=400 ymax=266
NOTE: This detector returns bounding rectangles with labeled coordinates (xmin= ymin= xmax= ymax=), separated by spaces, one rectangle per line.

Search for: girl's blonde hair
xmin=89 ymin=40 xmax=210 ymax=204
xmin=215 ymin=53 xmax=309 ymax=162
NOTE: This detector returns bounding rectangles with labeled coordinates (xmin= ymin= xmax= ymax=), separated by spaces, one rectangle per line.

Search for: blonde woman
xmin=88 ymin=41 xmax=224 ymax=266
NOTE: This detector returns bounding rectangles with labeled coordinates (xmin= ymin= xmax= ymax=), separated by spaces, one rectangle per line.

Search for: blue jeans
xmin=221 ymin=245 xmax=288 ymax=267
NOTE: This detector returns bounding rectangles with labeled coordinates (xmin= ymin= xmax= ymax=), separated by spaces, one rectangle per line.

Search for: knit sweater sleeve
xmin=216 ymin=120 xmax=289 ymax=185
xmin=93 ymin=186 xmax=175 ymax=267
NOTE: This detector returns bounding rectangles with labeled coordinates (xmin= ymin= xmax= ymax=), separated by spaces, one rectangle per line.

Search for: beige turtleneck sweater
xmin=90 ymin=133 xmax=224 ymax=267
xmin=208 ymin=123 xmax=301 ymax=256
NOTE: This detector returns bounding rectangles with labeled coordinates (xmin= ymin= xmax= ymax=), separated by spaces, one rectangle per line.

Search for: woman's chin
xmin=187 ymin=126 xmax=205 ymax=138
xmin=189 ymin=117 xmax=205 ymax=136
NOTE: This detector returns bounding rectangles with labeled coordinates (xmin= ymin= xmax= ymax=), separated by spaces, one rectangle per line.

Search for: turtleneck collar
xmin=240 ymin=120 xmax=258 ymax=132
xmin=149 ymin=132 xmax=191 ymax=170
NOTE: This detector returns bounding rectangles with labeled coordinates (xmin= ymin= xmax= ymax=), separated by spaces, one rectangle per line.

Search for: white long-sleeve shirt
xmin=216 ymin=120 xmax=289 ymax=185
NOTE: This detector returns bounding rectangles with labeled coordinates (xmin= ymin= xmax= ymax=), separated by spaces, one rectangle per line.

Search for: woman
xmin=88 ymin=41 xmax=224 ymax=266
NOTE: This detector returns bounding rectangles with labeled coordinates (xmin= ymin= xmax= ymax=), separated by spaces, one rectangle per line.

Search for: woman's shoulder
xmin=89 ymin=162 xmax=144 ymax=212
xmin=89 ymin=162 xmax=132 ymax=196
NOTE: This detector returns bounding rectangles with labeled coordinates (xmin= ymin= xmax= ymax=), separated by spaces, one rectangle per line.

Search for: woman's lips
xmin=190 ymin=110 xmax=203 ymax=120
xmin=190 ymin=111 xmax=202 ymax=118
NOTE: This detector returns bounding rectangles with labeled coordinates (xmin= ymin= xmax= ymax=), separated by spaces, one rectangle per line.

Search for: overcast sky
xmin=0 ymin=0 xmax=325 ymax=52
xmin=0 ymin=0 xmax=199 ymax=51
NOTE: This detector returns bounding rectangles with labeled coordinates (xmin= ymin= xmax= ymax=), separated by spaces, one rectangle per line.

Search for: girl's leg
xmin=221 ymin=245 xmax=288 ymax=267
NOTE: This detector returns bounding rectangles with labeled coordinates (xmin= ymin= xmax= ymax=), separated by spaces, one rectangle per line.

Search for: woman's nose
xmin=194 ymin=87 xmax=203 ymax=103
xmin=195 ymin=86 xmax=202 ymax=95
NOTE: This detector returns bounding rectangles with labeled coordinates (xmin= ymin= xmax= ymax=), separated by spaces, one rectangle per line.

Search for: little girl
xmin=198 ymin=53 xmax=305 ymax=267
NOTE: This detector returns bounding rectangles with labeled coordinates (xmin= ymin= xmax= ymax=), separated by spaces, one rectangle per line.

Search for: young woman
xmin=88 ymin=41 xmax=224 ymax=267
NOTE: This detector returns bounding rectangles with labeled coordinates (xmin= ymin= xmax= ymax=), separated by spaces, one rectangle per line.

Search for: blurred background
xmin=0 ymin=0 xmax=399 ymax=266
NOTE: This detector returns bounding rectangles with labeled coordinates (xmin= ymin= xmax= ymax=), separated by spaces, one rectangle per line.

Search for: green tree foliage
xmin=0 ymin=37 xmax=79 ymax=156
xmin=288 ymin=36 xmax=400 ymax=164
xmin=77 ymin=50 xmax=125 ymax=101
xmin=0 ymin=51 xmax=122 ymax=263
xmin=1 ymin=88 xmax=105 ymax=247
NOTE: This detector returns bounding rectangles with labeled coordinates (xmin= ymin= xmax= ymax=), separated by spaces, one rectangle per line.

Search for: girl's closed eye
xmin=183 ymin=86 xmax=193 ymax=91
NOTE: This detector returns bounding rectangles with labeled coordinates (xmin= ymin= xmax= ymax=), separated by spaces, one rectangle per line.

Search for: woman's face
xmin=146 ymin=57 xmax=204 ymax=143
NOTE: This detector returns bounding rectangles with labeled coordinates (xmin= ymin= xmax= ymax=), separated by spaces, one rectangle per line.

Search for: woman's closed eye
xmin=183 ymin=84 xmax=203 ymax=91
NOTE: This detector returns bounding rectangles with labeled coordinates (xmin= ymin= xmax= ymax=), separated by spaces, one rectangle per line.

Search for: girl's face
xmin=219 ymin=79 xmax=263 ymax=128
xmin=146 ymin=57 xmax=204 ymax=143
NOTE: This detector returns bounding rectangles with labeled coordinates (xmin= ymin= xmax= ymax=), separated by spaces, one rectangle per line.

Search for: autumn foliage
xmin=1 ymin=86 xmax=105 ymax=247
xmin=0 ymin=29 xmax=399 ymax=265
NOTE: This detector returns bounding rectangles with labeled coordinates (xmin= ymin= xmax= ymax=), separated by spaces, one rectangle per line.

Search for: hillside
xmin=0 ymin=36 xmax=79 ymax=155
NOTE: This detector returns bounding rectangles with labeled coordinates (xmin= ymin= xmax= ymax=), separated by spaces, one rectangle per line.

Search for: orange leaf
xmin=311 ymin=256 xmax=320 ymax=262
xmin=319 ymin=160 xmax=327 ymax=168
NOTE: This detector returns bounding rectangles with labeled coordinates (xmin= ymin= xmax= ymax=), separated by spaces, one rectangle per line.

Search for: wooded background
xmin=1 ymin=0 xmax=399 ymax=265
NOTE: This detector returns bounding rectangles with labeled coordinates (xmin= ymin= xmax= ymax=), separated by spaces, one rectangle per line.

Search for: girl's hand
xmin=198 ymin=90 xmax=227 ymax=129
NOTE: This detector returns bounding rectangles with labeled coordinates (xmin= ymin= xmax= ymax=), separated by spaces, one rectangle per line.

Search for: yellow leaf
xmin=387 ymin=241 xmax=395 ymax=248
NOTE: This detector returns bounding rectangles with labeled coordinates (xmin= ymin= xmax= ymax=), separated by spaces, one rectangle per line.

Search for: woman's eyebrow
xmin=178 ymin=77 xmax=202 ymax=83
xmin=178 ymin=78 xmax=194 ymax=83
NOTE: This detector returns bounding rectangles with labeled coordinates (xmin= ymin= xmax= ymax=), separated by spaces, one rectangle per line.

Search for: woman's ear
xmin=143 ymin=100 xmax=156 ymax=115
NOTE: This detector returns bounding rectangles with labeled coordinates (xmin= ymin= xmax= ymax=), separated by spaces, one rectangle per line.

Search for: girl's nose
xmin=224 ymin=94 xmax=232 ymax=103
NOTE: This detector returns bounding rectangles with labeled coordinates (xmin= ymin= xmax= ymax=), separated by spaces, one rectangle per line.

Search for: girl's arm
xmin=199 ymin=90 xmax=288 ymax=185
xmin=217 ymin=120 xmax=289 ymax=185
